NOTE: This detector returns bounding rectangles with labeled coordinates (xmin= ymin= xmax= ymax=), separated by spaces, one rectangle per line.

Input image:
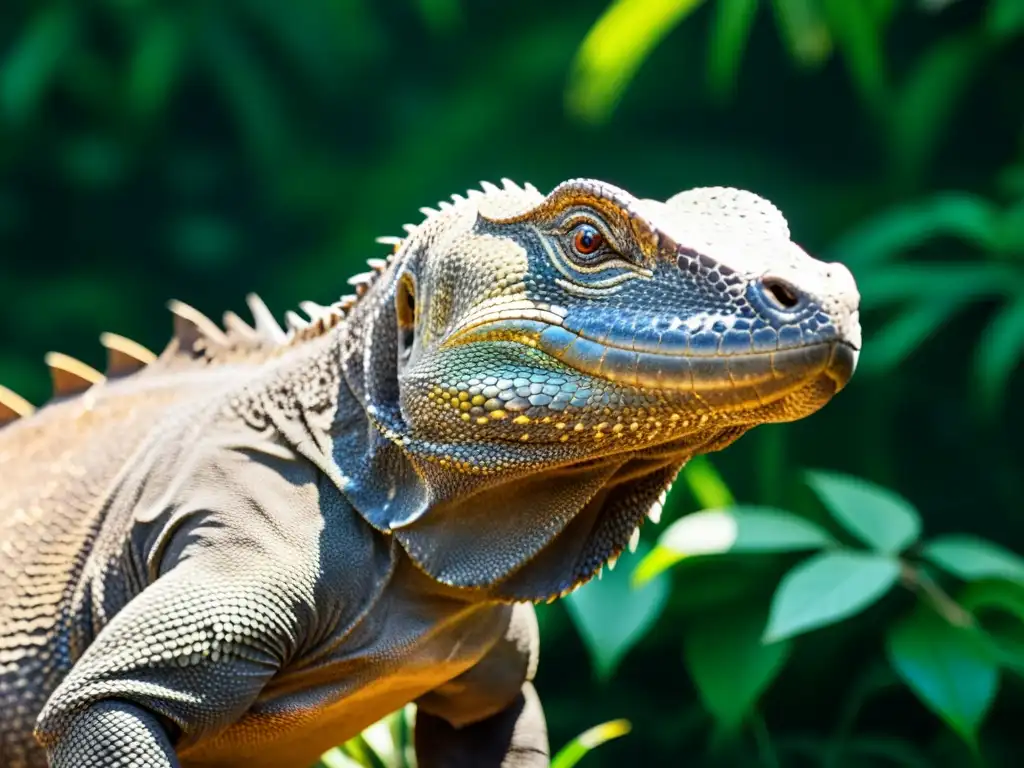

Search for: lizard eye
xmin=571 ymin=224 xmax=604 ymax=256
xmin=396 ymin=274 xmax=417 ymax=363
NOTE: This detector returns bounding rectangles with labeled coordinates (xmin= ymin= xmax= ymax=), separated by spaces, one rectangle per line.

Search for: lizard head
xmin=393 ymin=178 xmax=859 ymax=455
xmin=347 ymin=179 xmax=860 ymax=601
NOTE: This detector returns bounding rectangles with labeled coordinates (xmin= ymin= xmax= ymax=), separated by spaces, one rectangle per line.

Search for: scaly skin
xmin=0 ymin=178 xmax=860 ymax=767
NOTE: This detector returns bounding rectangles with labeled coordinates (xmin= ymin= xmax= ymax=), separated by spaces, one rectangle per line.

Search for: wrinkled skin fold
xmin=0 ymin=178 xmax=859 ymax=767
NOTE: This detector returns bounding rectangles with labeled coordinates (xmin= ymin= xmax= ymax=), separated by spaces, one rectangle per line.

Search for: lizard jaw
xmin=444 ymin=317 xmax=856 ymax=406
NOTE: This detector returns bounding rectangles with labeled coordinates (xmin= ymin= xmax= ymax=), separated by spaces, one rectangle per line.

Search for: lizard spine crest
xmin=0 ymin=178 xmax=538 ymax=424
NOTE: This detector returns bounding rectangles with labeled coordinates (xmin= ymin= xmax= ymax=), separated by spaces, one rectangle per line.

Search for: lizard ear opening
xmin=396 ymin=273 xmax=417 ymax=365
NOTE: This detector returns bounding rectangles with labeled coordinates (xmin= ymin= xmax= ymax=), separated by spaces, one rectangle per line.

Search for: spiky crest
xmin=0 ymin=384 xmax=34 ymax=424
xmin=0 ymin=179 xmax=539 ymax=418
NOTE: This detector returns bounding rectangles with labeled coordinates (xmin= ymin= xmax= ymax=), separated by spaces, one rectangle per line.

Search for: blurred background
xmin=2 ymin=0 xmax=1023 ymax=765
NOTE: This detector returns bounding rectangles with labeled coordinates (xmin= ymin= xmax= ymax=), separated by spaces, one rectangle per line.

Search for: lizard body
xmin=0 ymin=178 xmax=860 ymax=767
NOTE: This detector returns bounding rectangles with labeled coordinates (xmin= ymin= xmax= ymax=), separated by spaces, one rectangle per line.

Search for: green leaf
xmin=564 ymin=542 xmax=669 ymax=680
xmin=820 ymin=0 xmax=888 ymax=113
xmin=551 ymin=719 xmax=632 ymax=768
xmin=887 ymin=607 xmax=999 ymax=747
xmin=764 ymin=551 xmax=900 ymax=642
xmin=987 ymin=0 xmax=1024 ymax=40
xmin=860 ymin=300 xmax=967 ymax=375
xmin=566 ymin=0 xmax=707 ymax=123
xmin=684 ymin=605 xmax=791 ymax=732
xmin=856 ymin=262 xmax=1016 ymax=308
xmin=923 ymin=535 xmax=1024 ymax=584
xmin=769 ymin=0 xmax=833 ymax=68
xmin=887 ymin=34 xmax=984 ymax=184
xmin=805 ymin=471 xmax=922 ymax=553
xmin=959 ymin=581 xmax=1024 ymax=677
xmin=633 ymin=506 xmax=834 ymax=585
xmin=706 ymin=0 xmax=759 ymax=100
xmin=973 ymin=296 xmax=1024 ymax=415
xmin=416 ymin=0 xmax=463 ymax=35
xmin=0 ymin=6 xmax=78 ymax=126
xmin=125 ymin=14 xmax=184 ymax=121
xmin=828 ymin=194 xmax=999 ymax=267
xmin=680 ymin=454 xmax=734 ymax=509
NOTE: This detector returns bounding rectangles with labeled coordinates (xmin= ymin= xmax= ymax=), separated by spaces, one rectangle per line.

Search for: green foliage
xmin=550 ymin=719 xmax=633 ymax=768
xmin=563 ymin=542 xmax=671 ymax=681
xmin=887 ymin=608 xmax=999 ymax=749
xmin=805 ymin=470 xmax=922 ymax=553
xmin=764 ymin=550 xmax=901 ymax=642
xmin=683 ymin=604 xmax=791 ymax=733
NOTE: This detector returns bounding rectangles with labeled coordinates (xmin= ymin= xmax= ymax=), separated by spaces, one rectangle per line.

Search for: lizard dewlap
xmin=0 ymin=178 xmax=860 ymax=768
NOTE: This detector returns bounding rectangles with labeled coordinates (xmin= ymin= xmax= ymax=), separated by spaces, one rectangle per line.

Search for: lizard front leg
xmin=414 ymin=603 xmax=549 ymax=768
xmin=34 ymin=552 xmax=310 ymax=767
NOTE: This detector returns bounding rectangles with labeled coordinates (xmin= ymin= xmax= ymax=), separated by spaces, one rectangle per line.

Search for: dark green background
xmin=2 ymin=0 xmax=1022 ymax=765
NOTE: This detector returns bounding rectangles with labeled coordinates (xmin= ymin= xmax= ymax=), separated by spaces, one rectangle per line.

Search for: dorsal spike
xmin=501 ymin=178 xmax=521 ymax=191
xmin=222 ymin=310 xmax=259 ymax=341
xmin=366 ymin=258 xmax=388 ymax=274
xmin=347 ymin=272 xmax=376 ymax=297
xmin=437 ymin=200 xmax=453 ymax=212
xmin=480 ymin=180 xmax=501 ymax=194
xmin=45 ymin=352 xmax=104 ymax=398
xmin=450 ymin=193 xmax=465 ymax=204
xmin=338 ymin=294 xmax=358 ymax=311
xmin=245 ymin=293 xmax=287 ymax=343
xmin=168 ymin=299 xmax=228 ymax=355
xmin=99 ymin=332 xmax=156 ymax=377
xmin=419 ymin=207 xmax=438 ymax=217
xmin=466 ymin=188 xmax=485 ymax=200
xmin=298 ymin=300 xmax=328 ymax=319
xmin=401 ymin=223 xmax=418 ymax=235
xmin=0 ymin=384 xmax=34 ymax=424
xmin=284 ymin=310 xmax=309 ymax=331
xmin=524 ymin=182 xmax=540 ymax=195
xmin=375 ymin=235 xmax=403 ymax=246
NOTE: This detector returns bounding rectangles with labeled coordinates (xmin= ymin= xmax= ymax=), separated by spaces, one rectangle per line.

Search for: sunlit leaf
xmin=973 ymin=296 xmax=1024 ymax=415
xmin=805 ymin=471 xmax=921 ymax=553
xmin=820 ymin=0 xmax=888 ymax=112
xmin=887 ymin=607 xmax=999 ymax=747
xmin=888 ymin=34 xmax=983 ymax=184
xmin=706 ymin=0 xmax=759 ymax=99
xmin=125 ymin=14 xmax=184 ymax=121
xmin=634 ymin=506 xmax=834 ymax=585
xmin=684 ymin=605 xmax=791 ymax=731
xmin=318 ymin=747 xmax=367 ymax=768
xmin=564 ymin=543 xmax=669 ymax=680
xmin=859 ymin=299 xmax=967 ymax=375
xmin=828 ymin=194 xmax=998 ymax=267
xmin=923 ymin=535 xmax=1024 ymax=584
xmin=680 ymin=454 xmax=734 ymax=509
xmin=551 ymin=719 xmax=632 ymax=768
xmin=0 ymin=6 xmax=78 ymax=126
xmin=764 ymin=551 xmax=900 ymax=642
xmin=567 ymin=0 xmax=707 ymax=123
xmin=769 ymin=0 xmax=833 ymax=68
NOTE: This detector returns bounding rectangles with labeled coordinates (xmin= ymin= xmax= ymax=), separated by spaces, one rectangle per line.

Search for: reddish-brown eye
xmin=572 ymin=224 xmax=604 ymax=255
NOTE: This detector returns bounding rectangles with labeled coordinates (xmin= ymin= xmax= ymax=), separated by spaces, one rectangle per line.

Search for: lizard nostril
xmin=761 ymin=277 xmax=801 ymax=310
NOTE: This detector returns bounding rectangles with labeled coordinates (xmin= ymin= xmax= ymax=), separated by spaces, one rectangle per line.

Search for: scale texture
xmin=0 ymin=178 xmax=861 ymax=767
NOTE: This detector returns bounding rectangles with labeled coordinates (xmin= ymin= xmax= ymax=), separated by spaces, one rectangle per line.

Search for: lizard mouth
xmin=446 ymin=317 xmax=858 ymax=399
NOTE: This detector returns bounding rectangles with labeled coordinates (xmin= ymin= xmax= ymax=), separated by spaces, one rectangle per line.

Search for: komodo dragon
xmin=0 ymin=178 xmax=861 ymax=767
